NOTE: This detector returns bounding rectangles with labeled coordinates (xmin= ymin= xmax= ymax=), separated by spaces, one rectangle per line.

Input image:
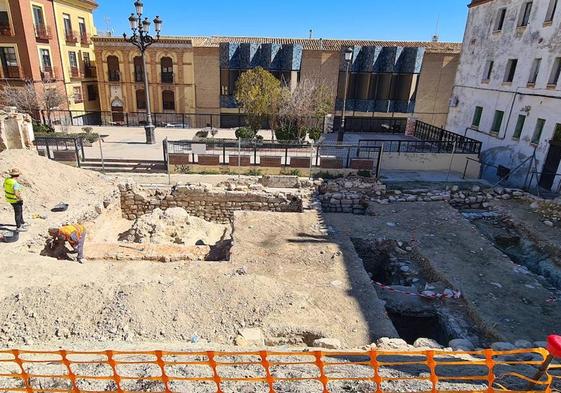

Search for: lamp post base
xmin=144 ymin=124 xmax=156 ymax=144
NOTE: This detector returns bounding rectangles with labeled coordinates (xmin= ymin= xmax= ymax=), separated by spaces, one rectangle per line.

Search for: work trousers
xmin=10 ymin=201 xmax=24 ymax=228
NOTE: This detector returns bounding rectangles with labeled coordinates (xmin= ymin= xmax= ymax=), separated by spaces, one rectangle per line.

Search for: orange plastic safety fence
xmin=0 ymin=347 xmax=555 ymax=393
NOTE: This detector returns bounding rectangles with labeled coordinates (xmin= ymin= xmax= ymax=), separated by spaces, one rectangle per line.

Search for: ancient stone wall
xmin=0 ymin=107 xmax=34 ymax=152
xmin=119 ymin=183 xmax=303 ymax=222
xmin=318 ymin=178 xmax=528 ymax=214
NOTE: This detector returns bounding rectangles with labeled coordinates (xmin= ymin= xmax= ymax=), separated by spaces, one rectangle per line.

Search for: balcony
xmin=161 ymin=72 xmax=174 ymax=84
xmin=70 ymin=66 xmax=81 ymax=78
xmin=2 ymin=66 xmax=21 ymax=79
xmin=41 ymin=66 xmax=56 ymax=81
xmin=74 ymin=94 xmax=83 ymax=104
xmin=108 ymin=70 xmax=120 ymax=82
xmin=0 ymin=25 xmax=12 ymax=36
xmin=65 ymin=30 xmax=78 ymax=44
xmin=80 ymin=32 xmax=89 ymax=45
xmin=34 ymin=24 xmax=52 ymax=41
xmin=84 ymin=64 xmax=96 ymax=78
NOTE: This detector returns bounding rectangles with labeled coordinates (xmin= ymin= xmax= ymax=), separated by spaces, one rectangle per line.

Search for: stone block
xmin=235 ymin=328 xmax=265 ymax=347
xmin=312 ymin=338 xmax=342 ymax=349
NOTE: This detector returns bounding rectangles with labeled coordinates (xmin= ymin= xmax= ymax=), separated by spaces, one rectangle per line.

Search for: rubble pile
xmin=119 ymin=207 xmax=230 ymax=246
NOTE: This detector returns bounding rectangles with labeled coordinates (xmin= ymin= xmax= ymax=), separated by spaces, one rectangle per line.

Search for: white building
xmin=446 ymin=0 xmax=561 ymax=191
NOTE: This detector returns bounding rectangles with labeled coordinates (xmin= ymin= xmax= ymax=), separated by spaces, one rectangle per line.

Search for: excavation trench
xmin=463 ymin=210 xmax=561 ymax=290
xmin=352 ymin=238 xmax=486 ymax=347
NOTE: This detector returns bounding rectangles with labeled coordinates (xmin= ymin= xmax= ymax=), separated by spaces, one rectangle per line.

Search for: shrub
xmin=287 ymin=169 xmax=301 ymax=176
xmin=33 ymin=123 xmax=54 ymax=134
xmin=357 ymin=170 xmax=372 ymax=178
xmin=246 ymin=168 xmax=262 ymax=176
xmin=82 ymin=126 xmax=94 ymax=134
xmin=235 ymin=127 xmax=256 ymax=140
xmin=307 ymin=127 xmax=323 ymax=142
xmin=195 ymin=130 xmax=209 ymax=138
xmin=83 ymin=132 xmax=100 ymax=144
xmin=312 ymin=171 xmax=344 ymax=180
xmin=275 ymin=123 xmax=299 ymax=141
xmin=255 ymin=135 xmax=264 ymax=141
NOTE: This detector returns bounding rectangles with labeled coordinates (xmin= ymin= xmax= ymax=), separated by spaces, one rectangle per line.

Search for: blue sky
xmin=94 ymin=1 xmax=469 ymax=43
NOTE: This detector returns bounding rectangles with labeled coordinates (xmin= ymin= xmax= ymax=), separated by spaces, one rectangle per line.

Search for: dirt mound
xmin=118 ymin=207 xmax=230 ymax=246
xmin=0 ymin=150 xmax=117 ymax=251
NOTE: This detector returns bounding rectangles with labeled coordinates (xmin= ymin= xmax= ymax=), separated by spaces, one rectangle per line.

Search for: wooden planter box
xmin=260 ymin=156 xmax=282 ymax=167
xmin=290 ymin=157 xmax=311 ymax=168
xmin=229 ymin=155 xmax=251 ymax=166
xmin=169 ymin=153 xmax=191 ymax=165
xmin=197 ymin=155 xmax=220 ymax=166
xmin=320 ymin=157 xmax=343 ymax=169
xmin=350 ymin=159 xmax=375 ymax=170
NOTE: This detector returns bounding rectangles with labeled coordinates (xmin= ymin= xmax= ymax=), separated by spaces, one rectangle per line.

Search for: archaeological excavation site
xmin=2 ymin=148 xmax=561 ymax=392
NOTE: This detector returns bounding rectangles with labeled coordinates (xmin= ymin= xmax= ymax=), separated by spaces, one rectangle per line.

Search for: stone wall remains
xmin=318 ymin=177 xmax=527 ymax=214
xmin=119 ymin=183 xmax=303 ymax=222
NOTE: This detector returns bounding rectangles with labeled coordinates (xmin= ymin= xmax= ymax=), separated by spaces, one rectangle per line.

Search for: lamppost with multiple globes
xmin=337 ymin=47 xmax=353 ymax=142
xmin=123 ymin=0 xmax=162 ymax=144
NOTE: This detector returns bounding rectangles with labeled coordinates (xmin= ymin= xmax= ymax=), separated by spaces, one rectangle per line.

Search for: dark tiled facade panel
xmin=220 ymin=43 xmax=303 ymax=71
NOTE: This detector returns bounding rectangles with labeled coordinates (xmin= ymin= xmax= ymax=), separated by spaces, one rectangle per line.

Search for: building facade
xmin=446 ymin=0 xmax=561 ymax=190
xmin=93 ymin=35 xmax=461 ymax=131
xmin=0 ymin=0 xmax=98 ymax=116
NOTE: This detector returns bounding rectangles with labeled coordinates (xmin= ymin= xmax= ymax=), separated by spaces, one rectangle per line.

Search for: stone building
xmin=92 ymin=35 xmax=461 ymax=131
xmin=446 ymin=0 xmax=561 ymax=190
xmin=0 ymin=0 xmax=99 ymax=114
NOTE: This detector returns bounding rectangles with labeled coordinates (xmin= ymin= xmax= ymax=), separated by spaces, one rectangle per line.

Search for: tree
xmin=235 ymin=67 xmax=282 ymax=132
xmin=278 ymin=78 xmax=333 ymax=140
xmin=0 ymin=81 xmax=67 ymax=123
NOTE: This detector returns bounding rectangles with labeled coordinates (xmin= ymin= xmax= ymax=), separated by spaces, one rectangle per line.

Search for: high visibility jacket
xmin=58 ymin=224 xmax=86 ymax=245
xmin=3 ymin=178 xmax=20 ymax=204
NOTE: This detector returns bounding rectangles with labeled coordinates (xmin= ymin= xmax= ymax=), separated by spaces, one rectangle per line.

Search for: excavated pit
xmin=352 ymin=238 xmax=486 ymax=346
xmin=464 ymin=210 xmax=561 ymax=291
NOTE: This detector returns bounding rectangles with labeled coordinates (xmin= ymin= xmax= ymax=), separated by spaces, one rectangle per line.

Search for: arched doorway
xmin=111 ymin=98 xmax=125 ymax=124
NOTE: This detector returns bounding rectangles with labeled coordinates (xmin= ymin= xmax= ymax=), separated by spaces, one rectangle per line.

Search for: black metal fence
xmin=44 ymin=110 xmax=223 ymax=129
xmin=414 ymin=121 xmax=482 ymax=154
xmin=34 ymin=136 xmax=85 ymax=167
xmin=165 ymin=139 xmax=382 ymax=173
xmin=358 ymin=139 xmax=463 ymax=154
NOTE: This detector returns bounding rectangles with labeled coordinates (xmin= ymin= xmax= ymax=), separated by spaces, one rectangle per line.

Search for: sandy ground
xmin=324 ymin=202 xmax=561 ymax=343
xmin=0 ymin=210 xmax=396 ymax=349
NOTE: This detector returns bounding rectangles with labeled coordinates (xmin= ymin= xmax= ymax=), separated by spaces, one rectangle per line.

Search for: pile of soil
xmin=118 ymin=207 xmax=231 ymax=246
xmin=0 ymin=150 xmax=117 ymax=251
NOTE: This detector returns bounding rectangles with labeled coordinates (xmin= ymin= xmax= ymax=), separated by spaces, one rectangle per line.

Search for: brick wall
xmin=119 ymin=183 xmax=303 ymax=222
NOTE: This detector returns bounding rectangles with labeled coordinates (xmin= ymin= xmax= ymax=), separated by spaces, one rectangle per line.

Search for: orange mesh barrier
xmin=0 ymin=347 xmax=557 ymax=393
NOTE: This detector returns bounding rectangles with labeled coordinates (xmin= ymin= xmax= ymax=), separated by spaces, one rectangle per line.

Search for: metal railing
xmin=414 ymin=121 xmax=482 ymax=155
xmin=34 ymin=24 xmax=51 ymax=40
xmin=34 ymin=136 xmax=85 ymax=167
xmin=358 ymin=139 xmax=469 ymax=154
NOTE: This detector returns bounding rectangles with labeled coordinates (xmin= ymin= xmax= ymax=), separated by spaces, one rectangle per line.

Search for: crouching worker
xmin=48 ymin=224 xmax=87 ymax=264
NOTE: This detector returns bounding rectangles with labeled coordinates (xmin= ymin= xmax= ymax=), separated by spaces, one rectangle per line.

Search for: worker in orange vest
xmin=48 ymin=224 xmax=87 ymax=264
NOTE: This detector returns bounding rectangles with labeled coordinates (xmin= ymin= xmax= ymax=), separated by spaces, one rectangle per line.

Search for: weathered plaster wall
xmin=381 ymin=152 xmax=481 ymax=178
xmin=446 ymin=0 xmax=561 ymax=188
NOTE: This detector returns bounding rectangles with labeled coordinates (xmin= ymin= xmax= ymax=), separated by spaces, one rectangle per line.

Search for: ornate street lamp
xmin=338 ymin=47 xmax=353 ymax=142
xmin=123 ymin=0 xmax=162 ymax=144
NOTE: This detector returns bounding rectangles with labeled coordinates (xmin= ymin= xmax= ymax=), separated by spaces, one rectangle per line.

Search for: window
xmin=0 ymin=47 xmax=18 ymax=78
xmin=512 ymin=115 xmax=526 ymax=139
xmin=32 ymin=6 xmax=44 ymax=27
xmin=504 ymin=59 xmax=518 ymax=83
xmin=531 ymin=119 xmax=546 ymax=144
xmin=40 ymin=48 xmax=51 ymax=70
xmin=545 ymin=0 xmax=558 ymax=22
xmin=78 ymin=17 xmax=86 ymax=35
xmin=63 ymin=14 xmax=72 ymax=36
xmin=69 ymin=51 xmax=79 ymax=77
xmin=87 ymin=84 xmax=97 ymax=101
xmin=136 ymin=89 xmax=146 ymax=110
xmin=528 ymin=58 xmax=541 ymax=84
xmin=491 ymin=110 xmax=505 ymax=134
xmin=472 ymin=106 xmax=483 ymax=128
xmin=0 ymin=10 xmax=10 ymax=35
xmin=73 ymin=86 xmax=82 ymax=103
xmin=133 ymin=56 xmax=143 ymax=82
xmin=162 ymin=90 xmax=175 ymax=111
xmin=549 ymin=57 xmax=561 ymax=86
xmin=161 ymin=57 xmax=173 ymax=83
xmin=494 ymin=8 xmax=507 ymax=31
xmin=107 ymin=55 xmax=120 ymax=81
xmin=483 ymin=60 xmax=494 ymax=82
xmin=552 ymin=123 xmax=561 ymax=143
xmin=518 ymin=2 xmax=533 ymax=27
